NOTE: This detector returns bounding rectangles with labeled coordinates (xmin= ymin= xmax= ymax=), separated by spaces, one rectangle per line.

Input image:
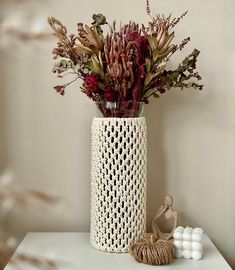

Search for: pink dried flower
xmin=84 ymin=74 xmax=100 ymax=93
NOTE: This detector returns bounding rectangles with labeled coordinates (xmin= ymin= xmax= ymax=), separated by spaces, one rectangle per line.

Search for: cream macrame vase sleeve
xmin=90 ymin=117 xmax=147 ymax=253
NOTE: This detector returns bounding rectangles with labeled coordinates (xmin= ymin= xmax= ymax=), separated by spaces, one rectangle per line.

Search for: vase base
xmin=90 ymin=238 xmax=129 ymax=253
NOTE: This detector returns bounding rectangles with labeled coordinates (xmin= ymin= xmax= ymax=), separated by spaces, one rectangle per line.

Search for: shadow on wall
xmin=145 ymin=100 xmax=167 ymax=232
xmin=144 ymin=85 xmax=210 ymax=232
xmin=0 ymin=52 xmax=8 ymax=174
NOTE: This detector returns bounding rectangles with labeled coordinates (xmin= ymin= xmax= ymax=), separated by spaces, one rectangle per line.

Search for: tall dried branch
xmin=48 ymin=17 xmax=80 ymax=64
xmin=164 ymin=49 xmax=203 ymax=91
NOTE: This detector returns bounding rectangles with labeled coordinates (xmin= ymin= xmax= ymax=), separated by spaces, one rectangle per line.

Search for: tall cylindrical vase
xmin=90 ymin=117 xmax=147 ymax=253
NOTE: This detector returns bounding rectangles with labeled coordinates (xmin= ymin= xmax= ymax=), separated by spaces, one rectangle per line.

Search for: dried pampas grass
xmin=0 ymin=172 xmax=62 ymax=269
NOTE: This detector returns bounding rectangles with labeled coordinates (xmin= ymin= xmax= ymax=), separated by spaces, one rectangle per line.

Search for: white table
xmin=4 ymin=233 xmax=232 ymax=270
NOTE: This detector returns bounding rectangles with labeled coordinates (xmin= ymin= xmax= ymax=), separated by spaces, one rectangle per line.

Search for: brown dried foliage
xmin=48 ymin=17 xmax=81 ymax=64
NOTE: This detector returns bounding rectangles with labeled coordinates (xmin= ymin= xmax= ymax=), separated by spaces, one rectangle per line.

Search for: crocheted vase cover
xmin=90 ymin=117 xmax=147 ymax=252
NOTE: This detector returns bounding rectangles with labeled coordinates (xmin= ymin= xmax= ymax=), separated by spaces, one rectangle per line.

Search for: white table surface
xmin=4 ymin=233 xmax=232 ymax=270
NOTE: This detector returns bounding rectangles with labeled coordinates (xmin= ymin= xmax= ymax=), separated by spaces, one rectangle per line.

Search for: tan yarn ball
xmin=129 ymin=234 xmax=175 ymax=265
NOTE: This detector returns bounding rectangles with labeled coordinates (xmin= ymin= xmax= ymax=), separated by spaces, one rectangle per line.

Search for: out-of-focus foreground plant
xmin=0 ymin=173 xmax=61 ymax=269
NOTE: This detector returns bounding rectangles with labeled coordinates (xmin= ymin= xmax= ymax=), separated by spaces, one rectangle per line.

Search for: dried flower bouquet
xmin=48 ymin=1 xmax=203 ymax=117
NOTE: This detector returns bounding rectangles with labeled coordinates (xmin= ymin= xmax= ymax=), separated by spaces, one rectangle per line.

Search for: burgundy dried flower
xmin=54 ymin=85 xmax=65 ymax=95
xmin=104 ymin=87 xmax=116 ymax=101
xmin=134 ymin=36 xmax=149 ymax=54
xmin=84 ymin=74 xmax=100 ymax=93
xmin=131 ymin=35 xmax=149 ymax=67
xmin=126 ymin=31 xmax=140 ymax=42
xmin=153 ymin=78 xmax=164 ymax=89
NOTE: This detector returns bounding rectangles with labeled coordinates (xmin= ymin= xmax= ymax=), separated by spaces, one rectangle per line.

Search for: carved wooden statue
xmin=152 ymin=195 xmax=177 ymax=240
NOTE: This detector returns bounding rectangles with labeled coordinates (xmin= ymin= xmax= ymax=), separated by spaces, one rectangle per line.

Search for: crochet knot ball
xmin=129 ymin=235 xmax=175 ymax=265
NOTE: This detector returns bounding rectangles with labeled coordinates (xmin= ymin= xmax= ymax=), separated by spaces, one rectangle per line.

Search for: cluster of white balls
xmin=173 ymin=226 xmax=204 ymax=260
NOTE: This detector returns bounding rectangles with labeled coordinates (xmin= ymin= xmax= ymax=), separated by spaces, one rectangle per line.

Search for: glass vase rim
xmin=94 ymin=101 xmax=145 ymax=104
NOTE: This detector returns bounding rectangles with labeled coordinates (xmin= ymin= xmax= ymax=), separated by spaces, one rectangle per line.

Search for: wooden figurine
xmin=152 ymin=195 xmax=178 ymax=240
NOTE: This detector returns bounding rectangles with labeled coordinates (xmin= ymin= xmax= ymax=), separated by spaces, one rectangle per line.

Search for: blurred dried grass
xmin=0 ymin=0 xmax=52 ymax=42
xmin=0 ymin=0 xmax=46 ymax=4
xmin=0 ymin=172 xmax=61 ymax=269
xmin=0 ymin=2 xmax=62 ymax=268
xmin=0 ymin=0 xmax=25 ymax=3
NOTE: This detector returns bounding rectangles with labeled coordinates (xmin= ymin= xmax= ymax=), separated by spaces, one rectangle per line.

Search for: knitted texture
xmin=90 ymin=117 xmax=147 ymax=252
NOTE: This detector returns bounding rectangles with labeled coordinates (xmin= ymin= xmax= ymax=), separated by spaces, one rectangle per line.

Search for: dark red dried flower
xmin=132 ymin=36 xmax=149 ymax=66
xmin=134 ymin=36 xmax=149 ymax=53
xmin=126 ymin=31 xmax=140 ymax=42
xmin=84 ymin=74 xmax=100 ymax=93
xmin=153 ymin=78 xmax=164 ymax=89
xmin=54 ymin=85 xmax=65 ymax=95
xmin=104 ymin=87 xmax=116 ymax=101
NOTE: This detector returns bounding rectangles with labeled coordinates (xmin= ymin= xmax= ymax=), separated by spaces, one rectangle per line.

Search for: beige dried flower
xmin=76 ymin=24 xmax=104 ymax=55
xmin=48 ymin=17 xmax=80 ymax=64
xmin=148 ymin=28 xmax=175 ymax=62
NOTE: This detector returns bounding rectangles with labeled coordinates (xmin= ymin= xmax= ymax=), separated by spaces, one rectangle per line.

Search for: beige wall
xmin=0 ymin=0 xmax=234 ymax=267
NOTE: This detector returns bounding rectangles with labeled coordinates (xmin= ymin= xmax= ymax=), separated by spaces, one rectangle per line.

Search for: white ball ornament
xmin=175 ymin=226 xmax=184 ymax=232
xmin=183 ymin=230 xmax=192 ymax=241
xmin=182 ymin=250 xmax=191 ymax=259
xmin=192 ymin=241 xmax=202 ymax=251
xmin=174 ymin=240 xmax=182 ymax=249
xmin=175 ymin=249 xmax=183 ymax=258
xmin=193 ymin=227 xmax=204 ymax=234
xmin=184 ymin=227 xmax=193 ymax=233
xmin=173 ymin=230 xmax=183 ymax=240
xmin=192 ymin=251 xmax=202 ymax=260
xmin=183 ymin=241 xmax=191 ymax=250
xmin=173 ymin=226 xmax=204 ymax=261
xmin=192 ymin=232 xmax=203 ymax=242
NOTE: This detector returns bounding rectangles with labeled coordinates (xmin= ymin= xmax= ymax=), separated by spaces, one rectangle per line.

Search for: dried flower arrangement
xmin=48 ymin=0 xmax=203 ymax=117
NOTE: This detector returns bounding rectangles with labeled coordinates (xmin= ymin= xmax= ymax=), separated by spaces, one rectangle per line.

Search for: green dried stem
xmin=142 ymin=49 xmax=203 ymax=102
xmin=164 ymin=49 xmax=203 ymax=91
xmin=91 ymin=13 xmax=107 ymax=33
